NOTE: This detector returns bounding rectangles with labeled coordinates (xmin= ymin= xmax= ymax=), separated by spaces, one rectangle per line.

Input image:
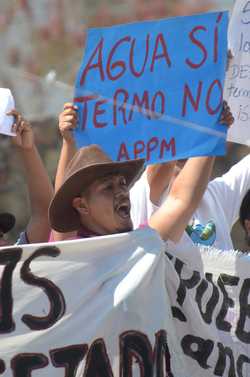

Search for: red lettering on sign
xmin=117 ymin=143 xmax=130 ymax=161
xmin=182 ymin=81 xmax=202 ymax=116
xmin=106 ymin=36 xmax=131 ymax=81
xmin=74 ymin=95 xmax=98 ymax=130
xmin=151 ymin=91 xmax=165 ymax=118
xmin=80 ymin=38 xmax=105 ymax=86
xmin=117 ymin=137 xmax=176 ymax=162
xmin=146 ymin=137 xmax=159 ymax=161
xmin=93 ymin=99 xmax=108 ymax=128
xmin=186 ymin=26 xmax=208 ymax=69
xmin=206 ymin=79 xmax=223 ymax=115
xmin=130 ymin=34 xmax=150 ymax=78
xmin=160 ymin=137 xmax=176 ymax=158
xmin=214 ymin=13 xmax=223 ymax=63
xmin=113 ymin=89 xmax=129 ymax=126
xmin=134 ymin=140 xmax=145 ymax=159
xmin=128 ymin=91 xmax=151 ymax=121
xmin=150 ymin=33 xmax=171 ymax=72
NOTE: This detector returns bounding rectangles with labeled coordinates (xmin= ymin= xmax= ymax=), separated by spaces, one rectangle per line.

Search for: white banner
xmin=0 ymin=227 xmax=250 ymax=376
xmin=224 ymin=0 xmax=250 ymax=146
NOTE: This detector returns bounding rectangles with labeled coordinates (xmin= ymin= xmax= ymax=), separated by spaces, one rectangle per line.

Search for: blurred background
xmin=0 ymin=0 xmax=249 ymax=250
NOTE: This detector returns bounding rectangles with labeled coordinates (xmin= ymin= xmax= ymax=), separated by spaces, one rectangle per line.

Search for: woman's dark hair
xmin=240 ymin=190 xmax=250 ymax=228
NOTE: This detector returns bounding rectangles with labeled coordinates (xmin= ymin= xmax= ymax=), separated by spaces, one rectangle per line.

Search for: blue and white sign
xmin=74 ymin=12 xmax=228 ymax=163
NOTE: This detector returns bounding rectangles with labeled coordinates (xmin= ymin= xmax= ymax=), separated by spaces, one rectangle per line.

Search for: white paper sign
xmin=0 ymin=88 xmax=15 ymax=136
xmin=0 ymin=228 xmax=250 ymax=376
xmin=224 ymin=0 xmax=250 ymax=146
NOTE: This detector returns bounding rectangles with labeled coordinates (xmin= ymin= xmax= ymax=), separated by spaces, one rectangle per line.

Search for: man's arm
xmin=54 ymin=103 xmax=78 ymax=192
xmin=9 ymin=110 xmax=53 ymax=243
xmin=146 ymin=101 xmax=234 ymax=207
xmin=149 ymin=157 xmax=215 ymax=242
xmin=53 ymin=103 xmax=78 ymax=241
xmin=146 ymin=161 xmax=176 ymax=205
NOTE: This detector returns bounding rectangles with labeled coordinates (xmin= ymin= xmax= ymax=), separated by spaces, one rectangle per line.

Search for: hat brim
xmin=0 ymin=213 xmax=16 ymax=233
xmin=49 ymin=158 xmax=145 ymax=232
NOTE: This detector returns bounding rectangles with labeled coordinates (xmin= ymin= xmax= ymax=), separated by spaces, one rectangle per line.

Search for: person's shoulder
xmin=227 ymin=154 xmax=250 ymax=174
xmin=208 ymin=154 xmax=250 ymax=187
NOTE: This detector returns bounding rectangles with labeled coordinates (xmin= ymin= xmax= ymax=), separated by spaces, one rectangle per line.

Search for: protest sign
xmin=0 ymin=227 xmax=250 ymax=376
xmin=0 ymin=229 xmax=182 ymax=377
xmin=74 ymin=12 xmax=229 ymax=164
xmin=0 ymin=89 xmax=15 ymax=136
xmin=224 ymin=0 xmax=250 ymax=146
xmin=166 ymin=245 xmax=250 ymax=377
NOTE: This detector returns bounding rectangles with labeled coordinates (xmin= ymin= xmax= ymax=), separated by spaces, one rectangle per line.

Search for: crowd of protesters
xmin=0 ymin=0 xmax=249 ymax=252
xmin=1 ymin=96 xmax=249 ymax=252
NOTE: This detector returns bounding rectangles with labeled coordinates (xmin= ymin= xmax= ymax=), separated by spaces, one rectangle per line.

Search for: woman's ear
xmin=72 ymin=197 xmax=89 ymax=215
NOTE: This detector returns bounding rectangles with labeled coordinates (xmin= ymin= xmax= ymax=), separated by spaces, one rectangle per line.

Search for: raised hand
xmin=219 ymin=101 xmax=234 ymax=128
xmin=59 ymin=103 xmax=78 ymax=143
xmin=7 ymin=109 xmax=34 ymax=149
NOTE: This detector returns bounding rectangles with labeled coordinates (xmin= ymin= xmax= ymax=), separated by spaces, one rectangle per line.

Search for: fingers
xmin=59 ymin=112 xmax=77 ymax=127
xmin=12 ymin=119 xmax=30 ymax=134
xmin=61 ymin=110 xmax=77 ymax=121
xmin=7 ymin=109 xmax=21 ymax=127
xmin=227 ymin=50 xmax=233 ymax=60
xmin=63 ymin=102 xmax=78 ymax=111
xmin=59 ymin=103 xmax=78 ymax=134
xmin=219 ymin=101 xmax=228 ymax=121
xmin=219 ymin=101 xmax=234 ymax=127
xmin=220 ymin=114 xmax=234 ymax=126
xmin=61 ymin=103 xmax=78 ymax=119
xmin=7 ymin=109 xmax=30 ymax=133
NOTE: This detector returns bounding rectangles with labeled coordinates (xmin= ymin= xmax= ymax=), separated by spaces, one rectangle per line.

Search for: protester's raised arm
xmin=54 ymin=103 xmax=78 ymax=192
xmin=146 ymin=161 xmax=176 ymax=205
xmin=9 ymin=110 xmax=53 ymax=243
xmin=146 ymin=101 xmax=234 ymax=207
xmin=53 ymin=103 xmax=78 ymax=241
xmin=149 ymin=156 xmax=215 ymax=242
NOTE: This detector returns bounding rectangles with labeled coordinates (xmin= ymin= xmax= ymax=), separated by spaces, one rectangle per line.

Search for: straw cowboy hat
xmin=49 ymin=144 xmax=145 ymax=232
